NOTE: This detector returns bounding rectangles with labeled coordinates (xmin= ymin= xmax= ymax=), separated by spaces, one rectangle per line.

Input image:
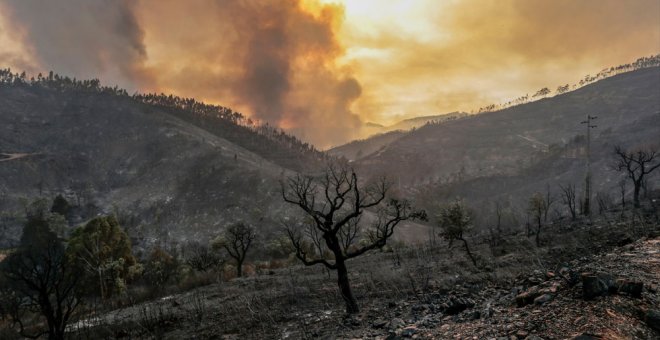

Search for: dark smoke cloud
xmin=138 ymin=0 xmax=362 ymax=148
xmin=0 ymin=0 xmax=152 ymax=90
xmin=0 ymin=0 xmax=362 ymax=148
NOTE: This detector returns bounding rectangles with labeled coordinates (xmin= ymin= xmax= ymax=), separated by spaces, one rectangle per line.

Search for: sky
xmin=0 ymin=0 xmax=659 ymax=148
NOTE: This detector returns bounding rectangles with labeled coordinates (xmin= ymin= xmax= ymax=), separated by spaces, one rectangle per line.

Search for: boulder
xmin=581 ymin=273 xmax=609 ymax=300
xmin=443 ymin=297 xmax=474 ymax=315
xmin=616 ymin=279 xmax=643 ymax=298
xmin=645 ymin=309 xmax=660 ymax=332
xmin=516 ymin=287 xmax=540 ymax=307
xmin=389 ymin=318 xmax=405 ymax=329
xmin=401 ymin=326 xmax=418 ymax=337
xmin=372 ymin=319 xmax=388 ymax=329
xmin=533 ymin=294 xmax=553 ymax=305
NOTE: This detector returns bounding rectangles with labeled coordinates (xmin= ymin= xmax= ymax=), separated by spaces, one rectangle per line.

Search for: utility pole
xmin=580 ymin=114 xmax=597 ymax=216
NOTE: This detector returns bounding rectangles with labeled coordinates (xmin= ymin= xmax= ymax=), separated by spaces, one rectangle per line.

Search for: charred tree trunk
xmin=328 ymin=235 xmax=359 ymax=313
xmin=460 ymin=237 xmax=477 ymax=267
xmin=633 ymin=179 xmax=642 ymax=208
xmin=336 ymin=259 xmax=359 ymax=313
xmin=535 ymin=216 xmax=542 ymax=247
xmin=236 ymin=260 xmax=243 ymax=278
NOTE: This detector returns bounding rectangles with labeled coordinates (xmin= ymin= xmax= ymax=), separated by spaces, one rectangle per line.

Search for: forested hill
xmin=0 ymin=70 xmax=326 ymax=246
xmin=356 ymin=66 xmax=660 ymax=211
xmin=0 ymin=69 xmax=328 ymax=172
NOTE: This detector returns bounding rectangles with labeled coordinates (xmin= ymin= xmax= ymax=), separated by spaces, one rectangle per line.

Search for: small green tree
xmin=438 ymin=200 xmax=477 ymax=267
xmin=143 ymin=246 xmax=179 ymax=291
xmin=50 ymin=194 xmax=71 ymax=218
xmin=67 ymin=216 xmax=138 ymax=299
xmin=212 ymin=222 xmax=255 ymax=278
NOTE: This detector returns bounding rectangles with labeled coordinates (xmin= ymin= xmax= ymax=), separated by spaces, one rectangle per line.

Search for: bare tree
xmin=614 ymin=146 xmax=660 ymax=208
xmin=182 ymin=241 xmax=224 ymax=273
xmin=1 ymin=220 xmax=80 ymax=340
xmin=487 ymin=201 xmax=504 ymax=254
xmin=281 ymin=164 xmax=425 ymax=313
xmin=528 ymin=193 xmax=545 ymax=246
xmin=595 ymin=191 xmax=612 ymax=215
xmin=559 ymin=183 xmax=577 ymax=220
xmin=543 ymin=184 xmax=555 ymax=222
xmin=617 ymin=179 xmax=627 ymax=220
xmin=213 ymin=222 xmax=255 ymax=278
xmin=438 ymin=199 xmax=477 ymax=267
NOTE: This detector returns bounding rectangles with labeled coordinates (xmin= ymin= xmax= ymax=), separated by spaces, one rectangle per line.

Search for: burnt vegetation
xmin=0 ymin=58 xmax=659 ymax=339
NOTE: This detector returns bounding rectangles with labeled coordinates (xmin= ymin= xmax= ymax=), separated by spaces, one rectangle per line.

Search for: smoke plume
xmin=0 ymin=0 xmax=362 ymax=148
xmin=1 ymin=0 xmax=657 ymax=147
xmin=0 ymin=0 xmax=151 ymax=90
xmin=137 ymin=0 xmax=362 ymax=148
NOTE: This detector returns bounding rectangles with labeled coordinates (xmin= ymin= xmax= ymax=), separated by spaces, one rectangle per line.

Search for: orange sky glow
xmin=0 ymin=0 xmax=659 ymax=148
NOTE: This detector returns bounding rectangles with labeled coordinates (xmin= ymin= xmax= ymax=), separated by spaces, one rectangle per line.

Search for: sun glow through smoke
xmin=0 ymin=0 xmax=658 ymax=148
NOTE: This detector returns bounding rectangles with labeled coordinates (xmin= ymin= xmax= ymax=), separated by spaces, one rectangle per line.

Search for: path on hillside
xmin=0 ymin=153 xmax=38 ymax=162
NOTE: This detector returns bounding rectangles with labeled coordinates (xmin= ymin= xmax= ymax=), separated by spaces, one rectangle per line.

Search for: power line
xmin=580 ymin=114 xmax=597 ymax=216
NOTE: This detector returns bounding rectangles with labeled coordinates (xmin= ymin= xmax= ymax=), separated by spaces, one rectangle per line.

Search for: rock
xmin=645 ymin=309 xmax=660 ymax=332
xmin=525 ymin=335 xmax=544 ymax=340
xmin=616 ymin=279 xmax=643 ymax=298
xmin=444 ymin=297 xmax=474 ymax=315
xmin=411 ymin=304 xmax=427 ymax=312
xmin=372 ymin=319 xmax=388 ymax=329
xmin=515 ymin=330 xmax=529 ymax=338
xmin=389 ymin=318 xmax=405 ymax=329
xmin=527 ymin=276 xmax=543 ymax=285
xmin=516 ymin=287 xmax=540 ymax=307
xmin=581 ymin=273 xmax=609 ymax=300
xmin=571 ymin=333 xmax=601 ymax=340
xmin=401 ymin=326 xmax=418 ymax=337
xmin=482 ymin=304 xmax=494 ymax=319
xmin=617 ymin=236 xmax=633 ymax=247
xmin=533 ymin=294 xmax=553 ymax=305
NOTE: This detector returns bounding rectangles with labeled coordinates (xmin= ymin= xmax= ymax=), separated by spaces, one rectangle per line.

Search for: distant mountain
xmin=355 ymin=67 xmax=660 ymax=210
xmin=0 ymin=72 xmax=326 ymax=246
xmin=332 ymin=112 xmax=468 ymax=161
xmin=386 ymin=112 xmax=468 ymax=132
xmin=328 ymin=130 xmax=406 ymax=161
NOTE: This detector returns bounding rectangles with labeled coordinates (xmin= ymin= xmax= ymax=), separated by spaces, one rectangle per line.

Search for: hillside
xmin=0 ymin=76 xmax=326 ymax=247
xmin=328 ymin=130 xmax=406 ymax=161
xmin=356 ymin=67 xmax=660 ymax=209
xmin=334 ymin=112 xmax=468 ymax=161
xmin=386 ymin=112 xmax=468 ymax=133
xmin=61 ymin=212 xmax=660 ymax=339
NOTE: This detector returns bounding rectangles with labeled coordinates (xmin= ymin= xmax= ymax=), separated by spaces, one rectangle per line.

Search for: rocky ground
xmin=68 ymin=222 xmax=660 ymax=340
xmin=327 ymin=237 xmax=660 ymax=339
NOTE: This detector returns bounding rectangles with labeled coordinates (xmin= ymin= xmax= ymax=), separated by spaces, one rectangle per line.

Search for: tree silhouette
xmin=438 ymin=199 xmax=477 ymax=267
xmin=1 ymin=211 xmax=80 ymax=340
xmin=528 ymin=193 xmax=546 ymax=246
xmin=213 ymin=222 xmax=255 ymax=278
xmin=281 ymin=164 xmax=425 ymax=313
xmin=559 ymin=183 xmax=577 ymax=220
xmin=614 ymin=145 xmax=660 ymax=208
